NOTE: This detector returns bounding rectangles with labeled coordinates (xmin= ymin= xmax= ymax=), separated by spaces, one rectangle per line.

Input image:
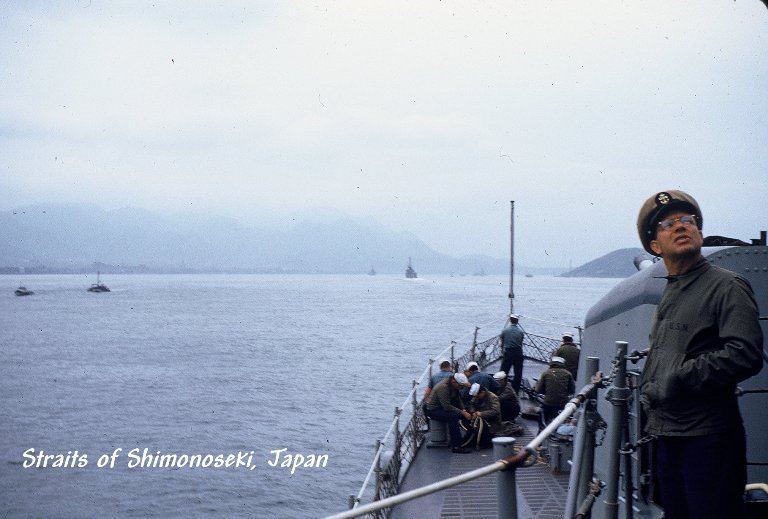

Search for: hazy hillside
xmin=0 ymin=204 xmax=513 ymax=275
xmin=559 ymin=248 xmax=650 ymax=278
xmin=3 ymin=205 xmax=657 ymax=277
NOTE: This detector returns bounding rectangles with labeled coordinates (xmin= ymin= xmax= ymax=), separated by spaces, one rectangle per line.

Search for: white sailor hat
xmin=551 ymin=356 xmax=566 ymax=365
xmin=493 ymin=371 xmax=507 ymax=380
xmin=469 ymin=383 xmax=481 ymax=396
xmin=454 ymin=373 xmax=470 ymax=386
xmin=466 ymin=361 xmax=479 ymax=371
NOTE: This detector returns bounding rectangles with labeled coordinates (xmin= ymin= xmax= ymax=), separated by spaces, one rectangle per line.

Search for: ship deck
xmin=391 ymin=361 xmax=571 ymax=519
xmin=389 ymin=416 xmax=570 ymax=519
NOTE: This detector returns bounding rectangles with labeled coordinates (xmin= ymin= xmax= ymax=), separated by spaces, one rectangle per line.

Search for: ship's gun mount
xmin=704 ymin=229 xmax=767 ymax=247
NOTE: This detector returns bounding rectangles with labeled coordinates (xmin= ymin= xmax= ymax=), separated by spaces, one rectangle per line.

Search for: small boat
xmin=368 ymin=267 xmax=376 ymax=276
xmin=15 ymin=286 xmax=34 ymax=296
xmin=87 ymin=272 xmax=110 ymax=293
xmin=405 ymin=257 xmax=417 ymax=278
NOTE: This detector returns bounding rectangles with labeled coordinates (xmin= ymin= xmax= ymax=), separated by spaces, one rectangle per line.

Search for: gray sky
xmin=2 ymin=1 xmax=767 ymax=268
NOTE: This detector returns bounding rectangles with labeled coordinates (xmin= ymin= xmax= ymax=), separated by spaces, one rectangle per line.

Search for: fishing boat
xmin=15 ymin=286 xmax=34 ymax=296
xmin=405 ymin=258 xmax=417 ymax=279
xmin=328 ymin=204 xmax=768 ymax=519
xmin=87 ymin=272 xmax=110 ymax=293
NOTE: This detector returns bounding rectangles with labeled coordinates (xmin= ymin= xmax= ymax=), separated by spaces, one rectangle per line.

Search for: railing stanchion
xmin=373 ymin=439 xmax=383 ymax=502
xmin=604 ymin=341 xmax=630 ymax=519
xmin=493 ymin=436 xmax=518 ymax=519
xmin=393 ymin=407 xmax=402 ymax=482
xmin=411 ymin=380 xmax=420 ymax=454
xmin=567 ymin=356 xmax=600 ymax=517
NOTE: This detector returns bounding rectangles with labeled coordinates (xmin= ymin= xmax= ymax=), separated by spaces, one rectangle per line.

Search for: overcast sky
xmin=2 ymin=1 xmax=767 ymax=268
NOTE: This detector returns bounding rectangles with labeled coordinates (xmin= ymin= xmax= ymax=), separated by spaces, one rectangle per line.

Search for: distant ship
xmin=15 ymin=286 xmax=34 ymax=296
xmin=405 ymin=257 xmax=417 ymax=279
xmin=87 ymin=272 xmax=111 ymax=293
xmin=368 ymin=267 xmax=376 ymax=276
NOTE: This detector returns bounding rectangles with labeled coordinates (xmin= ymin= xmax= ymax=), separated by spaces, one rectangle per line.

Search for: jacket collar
xmin=657 ymin=256 xmax=710 ymax=287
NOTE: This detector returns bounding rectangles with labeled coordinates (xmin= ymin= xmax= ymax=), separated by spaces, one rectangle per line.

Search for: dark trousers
xmin=425 ymin=408 xmax=463 ymax=448
xmin=500 ymin=399 xmax=521 ymax=422
xmin=655 ymin=427 xmax=747 ymax=519
xmin=540 ymin=404 xmax=565 ymax=426
xmin=500 ymin=349 xmax=524 ymax=393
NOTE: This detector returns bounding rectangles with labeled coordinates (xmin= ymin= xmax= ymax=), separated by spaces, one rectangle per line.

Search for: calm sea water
xmin=0 ymin=273 xmax=620 ymax=518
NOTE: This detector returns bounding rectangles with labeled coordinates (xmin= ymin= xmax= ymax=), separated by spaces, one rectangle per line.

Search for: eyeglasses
xmin=657 ymin=214 xmax=697 ymax=231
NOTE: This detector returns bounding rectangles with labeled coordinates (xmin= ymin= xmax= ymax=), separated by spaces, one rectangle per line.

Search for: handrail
xmin=349 ymin=365 xmax=429 ymax=508
xmin=328 ymin=455 xmax=524 ymax=519
xmin=351 ymin=442 xmax=386 ymax=508
xmin=347 ymin=320 xmax=504 ymax=509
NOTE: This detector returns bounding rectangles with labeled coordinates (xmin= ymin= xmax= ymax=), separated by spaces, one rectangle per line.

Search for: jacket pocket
xmin=641 ymin=350 xmax=685 ymax=409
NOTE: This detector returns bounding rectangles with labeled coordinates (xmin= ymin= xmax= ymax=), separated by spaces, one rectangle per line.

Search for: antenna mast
xmin=509 ymin=200 xmax=515 ymax=315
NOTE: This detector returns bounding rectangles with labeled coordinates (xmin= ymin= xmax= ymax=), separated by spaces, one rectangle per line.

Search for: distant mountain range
xmin=0 ymin=204 xmax=644 ymax=277
xmin=0 ymin=204 xmax=512 ymax=275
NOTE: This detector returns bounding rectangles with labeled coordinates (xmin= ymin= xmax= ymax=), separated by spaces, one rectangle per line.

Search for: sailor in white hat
xmin=499 ymin=313 xmax=525 ymax=393
xmin=535 ymin=355 xmax=576 ymax=427
xmin=463 ymin=361 xmax=501 ymax=395
xmin=553 ymin=331 xmax=580 ymax=381
xmin=424 ymin=371 xmax=473 ymax=453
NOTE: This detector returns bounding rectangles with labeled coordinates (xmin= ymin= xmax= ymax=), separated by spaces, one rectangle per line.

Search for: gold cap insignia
xmin=655 ymin=192 xmax=672 ymax=206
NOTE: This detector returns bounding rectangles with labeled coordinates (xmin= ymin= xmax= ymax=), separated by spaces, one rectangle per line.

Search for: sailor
xmin=463 ymin=361 xmax=501 ymax=395
xmin=423 ymin=358 xmax=453 ymax=398
xmin=553 ymin=331 xmax=580 ymax=382
xmin=468 ymin=383 xmax=501 ymax=426
xmin=493 ymin=371 xmax=521 ymax=422
xmin=499 ymin=314 xmax=525 ymax=393
xmin=636 ymin=190 xmax=763 ymax=518
xmin=425 ymin=373 xmax=473 ymax=453
xmin=535 ymin=356 xmax=575 ymax=426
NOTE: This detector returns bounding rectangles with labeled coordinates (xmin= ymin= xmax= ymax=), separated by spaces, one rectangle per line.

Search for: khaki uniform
xmin=471 ymin=391 xmax=501 ymax=426
xmin=426 ymin=378 xmax=465 ymax=414
xmin=535 ymin=366 xmax=575 ymax=408
xmin=554 ymin=342 xmax=580 ymax=381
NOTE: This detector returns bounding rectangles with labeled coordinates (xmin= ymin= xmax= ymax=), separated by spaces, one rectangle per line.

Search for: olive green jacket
xmin=425 ymin=378 xmax=465 ymax=415
xmin=639 ymin=258 xmax=764 ymax=436
xmin=535 ymin=367 xmax=575 ymax=407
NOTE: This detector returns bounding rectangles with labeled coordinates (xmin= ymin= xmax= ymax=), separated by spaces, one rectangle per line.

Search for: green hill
xmin=560 ymin=248 xmax=650 ymax=278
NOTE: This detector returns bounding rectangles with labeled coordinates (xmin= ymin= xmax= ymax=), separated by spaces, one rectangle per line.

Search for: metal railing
xmin=344 ymin=318 xmax=500 ymax=516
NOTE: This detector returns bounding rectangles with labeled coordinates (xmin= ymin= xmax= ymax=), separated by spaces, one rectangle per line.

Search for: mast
xmin=509 ymin=200 xmax=515 ymax=315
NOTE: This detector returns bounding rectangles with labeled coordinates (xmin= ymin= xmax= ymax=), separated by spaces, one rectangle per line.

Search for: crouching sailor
xmin=425 ymin=373 xmax=473 ymax=453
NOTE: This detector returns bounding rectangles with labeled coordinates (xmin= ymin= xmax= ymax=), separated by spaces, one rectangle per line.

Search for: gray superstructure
xmin=579 ymin=243 xmax=768 ymax=518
